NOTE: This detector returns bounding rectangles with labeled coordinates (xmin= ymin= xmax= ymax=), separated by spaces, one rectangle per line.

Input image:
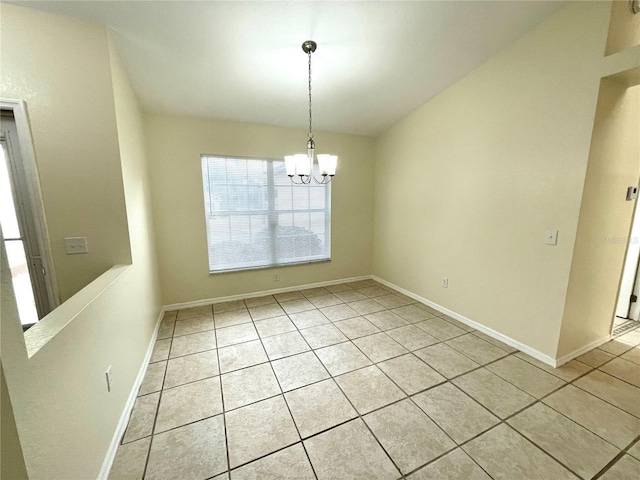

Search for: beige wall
xmin=557 ymin=81 xmax=640 ymax=358
xmin=0 ymin=362 xmax=28 ymax=480
xmin=0 ymin=4 xmax=131 ymax=301
xmin=373 ymin=1 xmax=611 ymax=358
xmin=109 ymin=42 xmax=161 ymax=301
xmin=0 ymin=6 xmax=161 ymax=479
xmin=145 ymin=114 xmax=375 ymax=305
xmin=605 ymin=0 xmax=640 ymax=55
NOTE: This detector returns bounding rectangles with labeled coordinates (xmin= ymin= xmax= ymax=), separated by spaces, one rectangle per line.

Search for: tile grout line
xmin=592 ymin=433 xmax=640 ymax=480
xmin=139 ymin=311 xmax=177 ymax=479
xmin=150 ymin=325 xmax=637 ymax=447
xmin=124 ymin=287 xmax=640 ymax=479
xmin=437 ymin=340 xmax=640 ymax=478
xmin=290 ymin=308 xmax=635 ymax=475
xmin=591 ymin=357 xmax=640 ymax=390
xmin=273 ymin=282 xmax=406 ymax=478
xmin=587 ymin=323 xmax=640 ymax=479
xmin=306 ymin=345 xmax=407 ymax=478
xmin=538 ymin=383 xmax=639 ymax=452
xmin=252 ymin=312 xmax=321 ymax=480
xmin=320 ymin=314 xmax=499 ymax=478
xmin=206 ymin=292 xmax=344 ymax=477
xmin=404 ymin=391 xmax=574 ymax=479
xmin=360 ymin=325 xmax=635 ymax=479
xmin=203 ymin=295 xmax=459 ymax=356
xmin=208 ymin=283 xmax=375 ymax=477
xmin=396 ymin=351 xmax=527 ymax=478
xmin=569 ymin=367 xmax=640 ymax=417
xmin=507 ymin=422 xmax=591 ymax=479
xmin=314 ymin=290 xmax=438 ymax=478
xmin=476 ymin=335 xmax=640 ymax=478
xmin=211 ymin=305 xmax=232 ymax=480
xmin=235 ymin=308 xmax=636 ymax=474
xmin=145 ymin=305 xmax=540 ymax=436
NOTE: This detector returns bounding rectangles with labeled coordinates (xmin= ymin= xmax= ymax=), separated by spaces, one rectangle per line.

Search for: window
xmin=201 ymin=155 xmax=331 ymax=273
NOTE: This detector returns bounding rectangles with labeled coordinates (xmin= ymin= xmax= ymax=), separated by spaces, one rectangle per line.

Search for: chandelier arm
xmin=311 ymin=174 xmax=332 ymax=185
xmin=290 ymin=175 xmax=312 ymax=185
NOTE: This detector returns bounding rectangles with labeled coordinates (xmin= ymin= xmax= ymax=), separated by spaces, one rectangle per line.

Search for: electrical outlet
xmin=64 ymin=236 xmax=88 ymax=254
xmin=105 ymin=365 xmax=113 ymax=392
xmin=273 ymin=274 xmax=280 ymax=282
xmin=441 ymin=277 xmax=448 ymax=288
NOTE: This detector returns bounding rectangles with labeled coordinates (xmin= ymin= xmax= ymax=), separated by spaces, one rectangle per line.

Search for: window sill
xmin=209 ymin=257 xmax=331 ymax=275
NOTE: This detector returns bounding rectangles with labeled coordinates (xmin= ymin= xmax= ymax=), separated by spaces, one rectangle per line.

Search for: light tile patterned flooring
xmin=109 ymin=279 xmax=640 ymax=480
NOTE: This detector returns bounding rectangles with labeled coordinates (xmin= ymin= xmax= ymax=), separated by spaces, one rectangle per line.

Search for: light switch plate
xmin=545 ymin=230 xmax=558 ymax=246
xmin=64 ymin=236 xmax=88 ymax=254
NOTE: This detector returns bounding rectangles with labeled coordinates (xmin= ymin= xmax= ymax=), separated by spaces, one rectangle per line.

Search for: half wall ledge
xmin=24 ymin=264 xmax=130 ymax=358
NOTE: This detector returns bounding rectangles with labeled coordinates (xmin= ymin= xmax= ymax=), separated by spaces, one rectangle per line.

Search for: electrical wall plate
xmin=545 ymin=230 xmax=558 ymax=246
xmin=627 ymin=186 xmax=638 ymax=201
xmin=64 ymin=236 xmax=88 ymax=254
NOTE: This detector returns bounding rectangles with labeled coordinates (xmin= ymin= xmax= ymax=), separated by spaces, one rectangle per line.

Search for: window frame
xmin=200 ymin=154 xmax=332 ymax=274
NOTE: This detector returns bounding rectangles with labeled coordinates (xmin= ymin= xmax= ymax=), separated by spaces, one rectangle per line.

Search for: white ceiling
xmin=13 ymin=1 xmax=567 ymax=137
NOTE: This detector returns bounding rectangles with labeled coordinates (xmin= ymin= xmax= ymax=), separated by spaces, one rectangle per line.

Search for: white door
xmin=628 ymin=260 xmax=640 ymax=321
xmin=615 ymin=198 xmax=640 ymax=319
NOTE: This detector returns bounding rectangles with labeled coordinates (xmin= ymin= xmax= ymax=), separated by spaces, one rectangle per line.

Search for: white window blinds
xmin=201 ymin=155 xmax=331 ymax=273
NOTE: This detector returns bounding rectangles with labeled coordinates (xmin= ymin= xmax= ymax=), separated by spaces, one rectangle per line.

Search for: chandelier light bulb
xmin=317 ymin=154 xmax=337 ymax=177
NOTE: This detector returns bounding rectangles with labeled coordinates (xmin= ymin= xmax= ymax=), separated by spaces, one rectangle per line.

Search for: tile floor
xmin=613 ymin=316 xmax=640 ymax=337
xmin=109 ymin=279 xmax=640 ymax=480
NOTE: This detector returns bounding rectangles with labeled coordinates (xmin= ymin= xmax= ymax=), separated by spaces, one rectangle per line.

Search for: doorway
xmin=610 ymin=79 xmax=640 ymax=339
xmin=0 ymin=103 xmax=58 ymax=329
xmin=614 ymin=201 xmax=640 ymax=336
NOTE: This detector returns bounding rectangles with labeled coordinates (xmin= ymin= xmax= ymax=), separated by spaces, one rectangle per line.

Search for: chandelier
xmin=285 ymin=40 xmax=337 ymax=184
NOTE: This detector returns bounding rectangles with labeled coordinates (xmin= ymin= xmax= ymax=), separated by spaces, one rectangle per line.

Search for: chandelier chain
xmin=308 ymin=49 xmax=313 ymax=140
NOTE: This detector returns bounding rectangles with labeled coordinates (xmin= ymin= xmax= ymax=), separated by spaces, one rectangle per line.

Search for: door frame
xmin=1 ymin=98 xmax=59 ymax=315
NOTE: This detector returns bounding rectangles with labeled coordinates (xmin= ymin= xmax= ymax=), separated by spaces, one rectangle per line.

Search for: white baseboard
xmin=163 ymin=275 xmax=372 ymax=311
xmin=371 ymin=276 xmax=558 ymax=367
xmin=97 ymin=306 xmax=166 ymax=480
xmin=166 ymin=273 xmax=560 ymax=367
xmin=554 ymin=334 xmax=612 ymax=367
